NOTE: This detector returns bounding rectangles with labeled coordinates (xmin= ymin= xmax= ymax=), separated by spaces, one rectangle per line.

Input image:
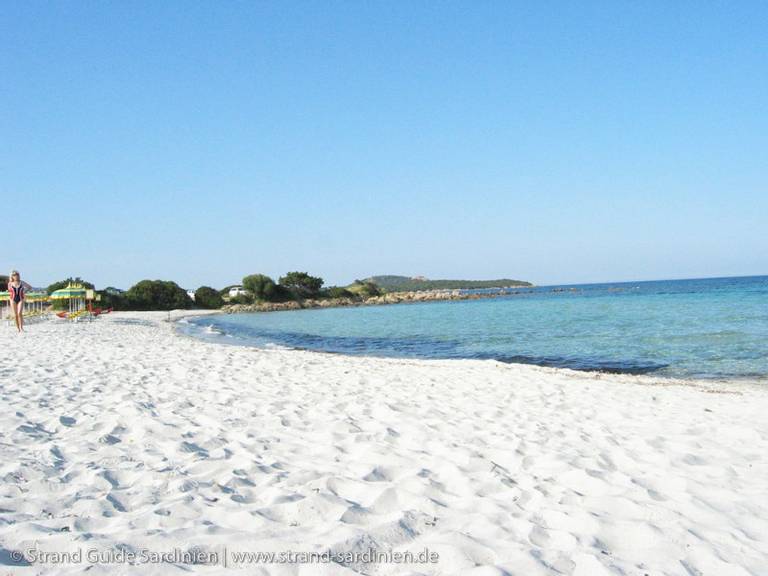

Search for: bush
xmin=228 ymin=294 xmax=254 ymax=305
xmin=242 ymin=274 xmax=277 ymax=302
xmin=0 ymin=275 xmax=7 ymax=292
xmin=195 ymin=286 xmax=223 ymax=309
xmin=97 ymin=290 xmax=126 ymax=310
xmin=348 ymin=280 xmax=382 ymax=298
xmin=323 ymin=286 xmax=355 ymax=299
xmin=125 ymin=280 xmax=193 ymax=311
xmin=279 ymin=271 xmax=324 ymax=298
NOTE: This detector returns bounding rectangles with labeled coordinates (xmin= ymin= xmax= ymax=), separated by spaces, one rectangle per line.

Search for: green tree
xmin=279 ymin=271 xmax=324 ymax=298
xmin=0 ymin=275 xmax=7 ymax=292
xmin=125 ymin=280 xmax=193 ymax=311
xmin=47 ymin=277 xmax=95 ymax=295
xmin=97 ymin=290 xmax=126 ymax=311
xmin=242 ymin=274 xmax=277 ymax=301
xmin=194 ymin=286 xmax=224 ymax=309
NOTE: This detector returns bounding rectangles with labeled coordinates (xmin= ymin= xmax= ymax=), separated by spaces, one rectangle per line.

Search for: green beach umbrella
xmin=26 ymin=291 xmax=49 ymax=302
xmin=1 ymin=291 xmax=48 ymax=301
xmin=50 ymin=284 xmax=87 ymax=300
xmin=2 ymin=290 xmax=49 ymax=318
xmin=50 ymin=283 xmax=89 ymax=315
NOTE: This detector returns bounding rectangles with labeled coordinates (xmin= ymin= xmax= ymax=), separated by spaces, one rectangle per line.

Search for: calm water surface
xmin=180 ymin=276 xmax=768 ymax=380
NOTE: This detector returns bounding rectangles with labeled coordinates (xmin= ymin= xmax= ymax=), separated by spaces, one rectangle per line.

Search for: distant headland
xmin=11 ymin=273 xmax=533 ymax=314
xmin=222 ymin=274 xmax=534 ymax=314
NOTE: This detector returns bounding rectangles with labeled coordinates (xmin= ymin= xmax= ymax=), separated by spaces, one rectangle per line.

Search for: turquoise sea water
xmin=181 ymin=276 xmax=768 ymax=380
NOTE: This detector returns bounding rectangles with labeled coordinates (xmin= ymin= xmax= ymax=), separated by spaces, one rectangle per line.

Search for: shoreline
xmin=1 ymin=312 xmax=766 ymax=575
xmin=180 ymin=310 xmax=767 ymax=387
xmin=221 ymin=287 xmax=536 ymax=314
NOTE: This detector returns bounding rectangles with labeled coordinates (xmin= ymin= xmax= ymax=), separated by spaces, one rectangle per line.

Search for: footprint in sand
xmin=59 ymin=415 xmax=76 ymax=427
xmin=682 ymin=453 xmax=706 ymax=466
xmin=105 ymin=493 xmax=127 ymax=513
xmin=100 ymin=470 xmax=121 ymax=489
xmin=0 ymin=547 xmax=32 ymax=567
xmin=99 ymin=434 xmax=122 ymax=445
xmin=16 ymin=422 xmax=53 ymax=439
xmin=329 ymin=511 xmax=434 ymax=573
xmin=363 ymin=466 xmax=395 ymax=482
xmin=99 ymin=424 xmax=128 ymax=445
xmin=180 ymin=441 xmax=210 ymax=458
xmin=50 ymin=446 xmax=66 ymax=470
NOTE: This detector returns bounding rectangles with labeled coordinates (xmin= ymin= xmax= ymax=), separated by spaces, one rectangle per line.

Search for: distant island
xmin=363 ymin=275 xmax=533 ymax=292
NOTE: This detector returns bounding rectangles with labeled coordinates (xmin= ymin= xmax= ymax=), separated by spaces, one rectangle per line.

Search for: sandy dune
xmin=0 ymin=312 xmax=766 ymax=575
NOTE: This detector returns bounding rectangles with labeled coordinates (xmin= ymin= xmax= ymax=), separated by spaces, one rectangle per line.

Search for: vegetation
xmin=242 ymin=274 xmax=278 ymax=301
xmin=125 ymin=280 xmax=193 ymax=311
xmin=31 ymin=270 xmax=531 ymax=312
xmin=46 ymin=277 xmax=95 ymax=294
xmin=347 ymin=280 xmax=382 ymax=298
xmin=323 ymin=286 xmax=355 ymax=299
xmin=237 ymin=271 xmax=323 ymax=303
xmin=228 ymin=293 xmax=254 ymax=305
xmin=194 ymin=286 xmax=224 ymax=309
xmin=0 ymin=275 xmax=7 ymax=292
xmin=97 ymin=289 xmax=126 ymax=310
xmin=364 ymin=275 xmax=533 ymax=292
xmin=278 ymin=271 xmax=324 ymax=298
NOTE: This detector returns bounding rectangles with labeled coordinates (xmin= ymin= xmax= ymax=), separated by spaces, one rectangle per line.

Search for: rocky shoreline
xmin=221 ymin=288 xmax=532 ymax=314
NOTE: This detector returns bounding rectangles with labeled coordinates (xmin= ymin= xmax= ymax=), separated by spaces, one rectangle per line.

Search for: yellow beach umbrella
xmin=50 ymin=283 xmax=88 ymax=315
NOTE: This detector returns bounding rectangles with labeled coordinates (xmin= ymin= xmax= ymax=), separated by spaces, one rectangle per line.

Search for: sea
xmin=179 ymin=275 xmax=768 ymax=381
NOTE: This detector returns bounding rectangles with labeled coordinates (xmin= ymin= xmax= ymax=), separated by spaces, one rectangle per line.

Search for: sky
xmin=2 ymin=2 xmax=766 ymax=289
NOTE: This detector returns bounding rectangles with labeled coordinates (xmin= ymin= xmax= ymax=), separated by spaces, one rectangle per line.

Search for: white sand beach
xmin=1 ymin=312 xmax=766 ymax=575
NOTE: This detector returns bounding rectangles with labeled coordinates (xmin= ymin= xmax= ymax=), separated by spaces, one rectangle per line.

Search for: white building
xmin=228 ymin=285 xmax=249 ymax=298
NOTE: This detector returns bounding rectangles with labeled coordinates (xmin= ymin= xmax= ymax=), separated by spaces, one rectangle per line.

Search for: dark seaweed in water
xmin=186 ymin=322 xmax=668 ymax=375
xmin=485 ymin=354 xmax=667 ymax=374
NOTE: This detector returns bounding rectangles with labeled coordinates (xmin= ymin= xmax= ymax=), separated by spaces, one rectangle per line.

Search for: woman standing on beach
xmin=7 ymin=270 xmax=31 ymax=332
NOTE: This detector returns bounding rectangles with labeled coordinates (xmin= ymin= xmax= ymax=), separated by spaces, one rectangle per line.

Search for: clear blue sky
xmin=2 ymin=2 xmax=766 ymax=289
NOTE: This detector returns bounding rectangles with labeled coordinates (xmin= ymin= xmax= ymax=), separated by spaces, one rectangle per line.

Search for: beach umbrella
xmin=50 ymin=283 xmax=88 ymax=315
xmin=25 ymin=292 xmax=49 ymax=316
xmin=1 ymin=290 xmax=49 ymax=301
xmin=50 ymin=285 xmax=87 ymax=300
xmin=1 ymin=290 xmax=49 ymax=318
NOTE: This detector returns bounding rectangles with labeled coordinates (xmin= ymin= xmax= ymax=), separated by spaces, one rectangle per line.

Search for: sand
xmin=0 ymin=311 xmax=766 ymax=575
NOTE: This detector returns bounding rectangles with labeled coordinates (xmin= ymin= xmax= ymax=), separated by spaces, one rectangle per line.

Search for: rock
xmin=220 ymin=287 xmax=528 ymax=315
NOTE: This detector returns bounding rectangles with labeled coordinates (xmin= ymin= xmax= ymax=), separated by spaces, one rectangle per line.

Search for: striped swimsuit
xmin=9 ymin=283 xmax=24 ymax=303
